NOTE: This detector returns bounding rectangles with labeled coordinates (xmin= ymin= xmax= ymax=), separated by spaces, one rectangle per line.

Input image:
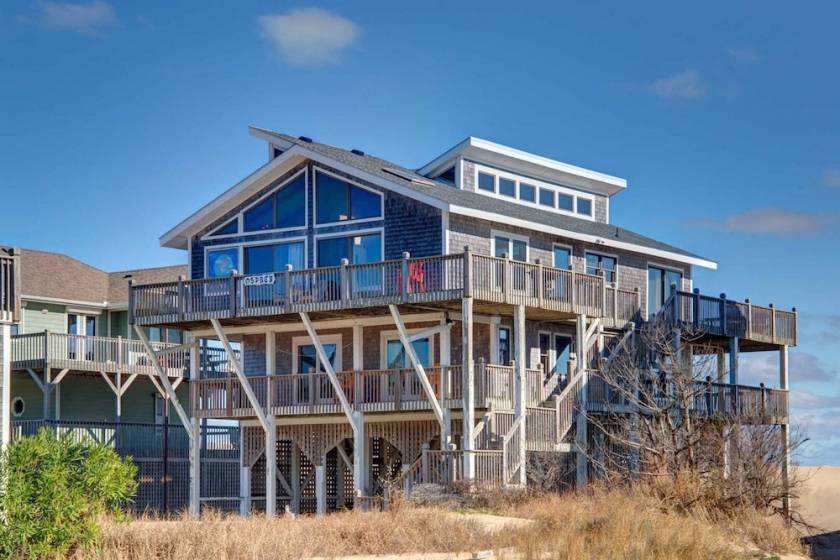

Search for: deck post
xmin=575 ymin=314 xmax=589 ymax=489
xmin=401 ymin=252 xmax=410 ymax=298
xmin=513 ymin=304 xmax=527 ymax=486
xmin=352 ymin=412 xmax=368 ymax=508
xmin=745 ymin=299 xmax=753 ymax=339
xmin=779 ymin=345 xmax=790 ymax=517
xmin=440 ymin=315 xmax=452 ymax=448
xmin=188 ymin=339 xmax=201 ymax=517
xmin=461 ymin=296 xmax=475 ymax=480
xmin=315 ymin=457 xmax=327 ymax=516
xmin=0 ymin=324 xmax=10 ymax=450
xmin=728 ymin=337 xmax=739 ymax=386
xmin=265 ymin=418 xmax=277 ymax=517
xmin=239 ymin=428 xmax=251 ymax=516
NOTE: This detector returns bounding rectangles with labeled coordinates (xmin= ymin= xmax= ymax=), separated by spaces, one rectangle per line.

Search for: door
xmin=553 ymin=335 xmax=573 ymax=380
xmin=296 ymin=342 xmax=338 ymax=404
xmin=385 ymin=337 xmax=432 ymax=401
xmin=648 ymin=266 xmax=683 ymax=320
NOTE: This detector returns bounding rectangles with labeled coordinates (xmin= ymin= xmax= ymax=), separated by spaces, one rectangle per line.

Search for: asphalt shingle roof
xmin=261 ymin=130 xmax=709 ymax=262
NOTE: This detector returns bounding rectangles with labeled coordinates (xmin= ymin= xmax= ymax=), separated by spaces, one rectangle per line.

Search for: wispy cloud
xmin=645 ymin=70 xmax=706 ymax=100
xmin=741 ymin=351 xmax=837 ymax=385
xmin=30 ymin=1 xmax=117 ymax=35
xmin=823 ymin=169 xmax=840 ymax=188
xmin=727 ymin=47 xmax=761 ymax=62
xmin=259 ymin=7 xmax=360 ymax=67
xmin=692 ymin=208 xmax=835 ymax=235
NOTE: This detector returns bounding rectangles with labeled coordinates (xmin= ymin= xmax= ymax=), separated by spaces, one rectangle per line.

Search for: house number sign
xmin=243 ymin=274 xmax=275 ymax=286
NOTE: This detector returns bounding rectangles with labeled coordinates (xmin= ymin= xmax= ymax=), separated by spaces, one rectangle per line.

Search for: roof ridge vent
xmin=297 ymin=136 xmax=313 ymax=143
xmin=351 ymin=149 xmax=365 ymax=156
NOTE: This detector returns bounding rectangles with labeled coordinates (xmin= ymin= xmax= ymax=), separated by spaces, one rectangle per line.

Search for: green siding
xmin=11 ymin=371 xmax=45 ymax=421
xmin=22 ymin=301 xmax=66 ymax=334
xmin=110 ymin=311 xmax=128 ymax=338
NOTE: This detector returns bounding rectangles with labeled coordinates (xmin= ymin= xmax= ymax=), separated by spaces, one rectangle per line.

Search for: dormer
xmin=418 ymin=137 xmax=626 ymax=224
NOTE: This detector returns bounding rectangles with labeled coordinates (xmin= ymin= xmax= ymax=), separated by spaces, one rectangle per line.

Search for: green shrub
xmin=0 ymin=428 xmax=138 ymax=559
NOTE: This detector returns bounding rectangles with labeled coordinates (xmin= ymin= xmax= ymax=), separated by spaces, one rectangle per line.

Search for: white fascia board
xmin=419 ymin=137 xmax=627 ymax=196
xmin=22 ymin=294 xmax=109 ymax=308
xmin=449 ymin=205 xmax=717 ymax=270
xmin=159 ymin=146 xmax=308 ymax=249
xmin=248 ymin=126 xmax=295 ymax=149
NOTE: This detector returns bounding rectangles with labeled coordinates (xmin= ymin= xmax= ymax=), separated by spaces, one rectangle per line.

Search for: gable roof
xmin=160 ymin=127 xmax=716 ymax=270
xmin=18 ymin=248 xmax=186 ymax=307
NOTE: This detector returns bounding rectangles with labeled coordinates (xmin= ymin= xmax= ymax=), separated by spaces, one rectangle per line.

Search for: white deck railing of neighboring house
xmin=0 ymin=247 xmax=20 ymax=325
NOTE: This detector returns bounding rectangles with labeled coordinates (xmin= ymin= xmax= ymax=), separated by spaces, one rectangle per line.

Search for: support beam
xmin=119 ymin=373 xmax=139 ymax=396
xmin=315 ymin=460 xmax=327 ymax=516
xmin=461 ymin=297 xmax=475 ymax=480
xmin=52 ymin=368 xmax=70 ymax=386
xmin=388 ymin=305 xmax=444 ymax=428
xmin=299 ymin=313 xmax=356 ymax=430
xmin=239 ymin=428 xmax=251 ymax=516
xmin=188 ymin=340 xmax=201 ymax=518
xmin=43 ymin=369 xmax=51 ymax=420
xmin=440 ymin=315 xmax=452 ymax=449
xmin=513 ymin=304 xmax=527 ymax=486
xmin=291 ymin=441 xmax=301 ymax=514
xmin=1 ymin=324 xmax=10 ymax=450
xmin=353 ymin=412 xmax=368 ymax=507
xmin=729 ymin=337 xmax=739 ymax=386
xmin=780 ymin=345 xmax=790 ymax=517
xmin=575 ymin=314 xmax=589 ymax=489
xmin=407 ymin=322 xmax=452 ymax=343
xmin=265 ymin=418 xmax=277 ymax=518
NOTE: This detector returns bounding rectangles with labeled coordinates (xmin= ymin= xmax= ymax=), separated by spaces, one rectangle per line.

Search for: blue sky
xmin=2 ymin=1 xmax=839 ymax=463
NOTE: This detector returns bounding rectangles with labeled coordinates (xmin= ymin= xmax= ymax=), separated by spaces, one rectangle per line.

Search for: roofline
xmin=449 ymin=205 xmax=717 ymax=270
xmin=418 ymin=136 xmax=627 ymax=192
xmin=22 ymin=294 xmax=109 ymax=308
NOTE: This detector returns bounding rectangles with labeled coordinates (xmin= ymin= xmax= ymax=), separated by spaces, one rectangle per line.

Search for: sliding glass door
xmin=648 ymin=266 xmax=683 ymax=319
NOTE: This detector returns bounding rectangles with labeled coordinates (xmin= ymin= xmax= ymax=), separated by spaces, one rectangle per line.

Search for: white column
xmin=265 ymin=418 xmax=277 ymax=517
xmin=0 ymin=324 xmax=10 ymax=450
xmin=513 ymin=305 xmax=526 ymax=486
xmin=315 ymin=460 xmax=327 ymax=516
xmin=461 ymin=297 xmax=475 ymax=480
xmin=440 ymin=316 xmax=452 ymax=449
xmin=239 ymin=427 xmax=251 ymax=516
xmin=352 ymin=412 xmax=367 ymax=508
xmin=780 ymin=345 xmax=790 ymax=516
xmin=188 ymin=342 xmax=201 ymax=517
xmin=575 ymin=314 xmax=588 ymax=489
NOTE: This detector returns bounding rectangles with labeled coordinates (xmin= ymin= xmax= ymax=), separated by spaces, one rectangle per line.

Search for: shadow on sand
xmin=804 ymin=530 xmax=840 ymax=560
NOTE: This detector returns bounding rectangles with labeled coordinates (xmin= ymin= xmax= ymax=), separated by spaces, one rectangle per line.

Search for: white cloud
xmin=646 ymin=70 xmax=706 ymax=100
xmin=34 ymin=1 xmax=116 ymax=35
xmin=740 ymin=351 xmax=837 ymax=386
xmin=727 ymin=47 xmax=760 ymax=62
xmin=823 ymin=169 xmax=840 ymax=188
xmin=693 ymin=208 xmax=835 ymax=235
xmin=259 ymin=7 xmax=360 ymax=67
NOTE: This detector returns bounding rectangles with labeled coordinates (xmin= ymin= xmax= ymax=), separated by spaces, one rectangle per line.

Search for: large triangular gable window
xmin=243 ymin=171 xmax=307 ymax=232
xmin=315 ymin=170 xmax=382 ymax=225
xmin=207 ymin=218 xmax=238 ymax=237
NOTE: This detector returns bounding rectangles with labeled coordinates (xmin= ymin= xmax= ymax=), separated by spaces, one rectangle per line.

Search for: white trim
xmin=21 ymin=295 xmax=108 ymax=308
xmin=441 ymin=210 xmax=450 ymax=255
xmin=291 ymin=334 xmax=342 ymax=374
xmin=449 ymin=205 xmax=717 ymax=269
xmin=473 ymin=162 xmax=596 ymax=222
xmin=200 ymin=168 xmax=308 ymax=241
xmin=313 ymin=227 xmax=384 ymax=268
xmin=204 ymin=237 xmax=308 ymax=278
xmin=312 ymin=167 xmax=385 ymax=228
xmin=190 ymin=312 xmax=445 ymax=337
xmin=490 ymin=229 xmax=530 ymax=262
xmin=379 ymin=328 xmax=436 ymax=369
xmin=493 ymin=323 xmax=512 ymax=365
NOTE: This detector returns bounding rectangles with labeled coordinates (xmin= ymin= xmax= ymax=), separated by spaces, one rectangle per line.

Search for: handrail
xmin=501 ymin=415 xmax=524 ymax=485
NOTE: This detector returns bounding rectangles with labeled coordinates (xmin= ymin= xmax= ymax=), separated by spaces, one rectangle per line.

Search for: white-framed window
xmin=473 ymin=163 xmax=597 ymax=221
xmin=491 ymin=230 xmax=529 ymax=262
xmin=585 ymin=251 xmax=617 ymax=283
xmin=293 ymin=334 xmax=342 ymax=374
xmin=497 ymin=326 xmax=511 ymax=365
xmin=204 ymin=237 xmax=308 ymax=279
xmin=380 ymin=331 xmax=435 ymax=369
xmin=314 ymin=168 xmax=384 ymax=227
xmin=11 ymin=396 xmax=24 ymax=417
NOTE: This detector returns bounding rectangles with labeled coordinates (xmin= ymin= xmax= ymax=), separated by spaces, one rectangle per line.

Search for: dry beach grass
xmin=67 ymin=486 xmax=808 ymax=560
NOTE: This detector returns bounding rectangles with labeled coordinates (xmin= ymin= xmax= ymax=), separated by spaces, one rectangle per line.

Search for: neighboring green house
xmin=9 ymin=248 xmax=189 ymax=424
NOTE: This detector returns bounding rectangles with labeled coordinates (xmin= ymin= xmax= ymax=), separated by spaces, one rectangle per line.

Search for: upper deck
xmin=0 ymin=247 xmax=20 ymax=325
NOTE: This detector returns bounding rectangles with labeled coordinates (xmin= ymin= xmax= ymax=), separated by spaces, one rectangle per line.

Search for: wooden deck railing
xmin=10 ymin=331 xmax=188 ymax=377
xmin=129 ymin=252 xmax=607 ymax=326
xmin=660 ymin=289 xmax=797 ymax=346
xmin=0 ymin=247 xmax=20 ymax=324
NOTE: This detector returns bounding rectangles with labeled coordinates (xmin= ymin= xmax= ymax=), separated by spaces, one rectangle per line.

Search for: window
xmin=498 ymin=327 xmax=511 ymax=365
xmin=499 ymin=177 xmax=516 ymax=197
xmin=648 ymin=266 xmax=683 ymax=319
xmin=577 ymin=198 xmax=593 ymax=216
xmin=478 ymin=172 xmax=495 ymax=192
xmin=316 ymin=171 xmax=382 ymax=224
xmin=553 ymin=335 xmax=573 ymax=377
xmin=438 ymin=166 xmax=456 ymax=185
xmin=385 ymin=338 xmax=431 ymax=368
xmin=209 ymin=218 xmax=238 ymax=237
xmin=494 ymin=235 xmax=527 ymax=262
xmin=317 ymin=233 xmax=382 ymax=267
xmin=539 ymin=188 xmax=555 ymax=207
xmin=244 ymin=173 xmax=306 ymax=232
xmin=244 ymin=241 xmax=305 ymax=274
xmin=553 ymin=246 xmax=571 ymax=270
xmin=558 ymin=194 xmax=574 ymax=212
xmin=297 ymin=343 xmax=338 ymax=373
xmin=207 ymin=248 xmax=239 ymax=278
xmin=148 ymin=327 xmax=182 ymax=344
xmin=519 ymin=183 xmax=536 ymax=202
xmin=586 ymin=252 xmax=617 ymax=283
xmin=11 ymin=397 xmax=24 ymax=417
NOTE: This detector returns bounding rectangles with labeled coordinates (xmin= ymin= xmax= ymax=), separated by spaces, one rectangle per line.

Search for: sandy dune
xmin=796 ymin=466 xmax=840 ymax=559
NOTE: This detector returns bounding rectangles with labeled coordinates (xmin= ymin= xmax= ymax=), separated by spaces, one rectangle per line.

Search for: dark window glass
xmin=498 ymin=327 xmax=511 ymax=365
xmin=243 ymin=197 xmax=274 ymax=231
xmin=244 ymin=245 xmax=274 ymax=274
xmin=350 ymin=185 xmax=381 ymax=220
xmin=511 ymin=240 xmax=527 ymax=262
xmin=478 ymin=172 xmax=495 ymax=192
xmin=499 ymin=177 xmax=516 ymax=197
xmin=647 ymin=266 xmax=683 ymax=319
xmin=439 ymin=167 xmax=456 ymax=184
xmin=519 ymin=183 xmax=536 ymax=202
xmin=275 ymin=174 xmax=306 ymax=228
xmin=577 ymin=198 xmax=593 ymax=216
xmin=207 ymin=248 xmax=239 ymax=278
xmin=586 ymin=253 xmax=617 ymax=283
xmin=494 ymin=236 xmax=510 ymax=259
xmin=272 ymin=146 xmax=284 ymax=158
xmin=553 ymin=246 xmax=571 ymax=269
xmin=539 ymin=188 xmax=555 ymax=207
xmin=558 ymin=194 xmax=574 ymax=211
xmin=316 ymin=173 xmax=350 ymax=223
xmin=316 ymin=172 xmax=382 ymax=224
xmin=317 ymin=237 xmax=348 ymax=267
xmin=317 ymin=233 xmax=381 ymax=267
xmin=554 ymin=335 xmax=572 ymax=377
xmin=210 ymin=219 xmax=238 ymax=236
